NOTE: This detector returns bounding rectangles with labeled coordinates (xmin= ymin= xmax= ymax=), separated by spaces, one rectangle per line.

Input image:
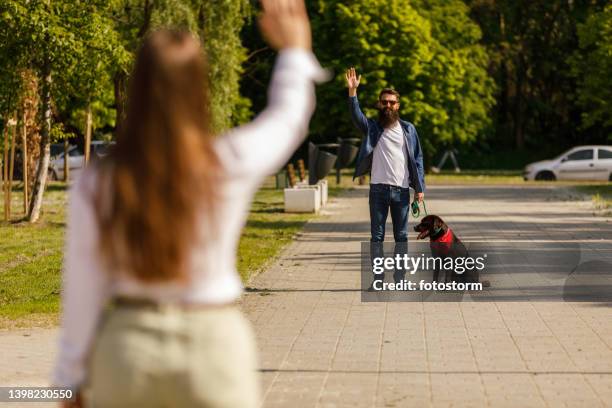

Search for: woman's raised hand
xmin=259 ymin=0 xmax=312 ymax=51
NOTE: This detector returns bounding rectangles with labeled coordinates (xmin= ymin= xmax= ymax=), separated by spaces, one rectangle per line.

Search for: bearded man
xmin=346 ymin=67 xmax=426 ymax=245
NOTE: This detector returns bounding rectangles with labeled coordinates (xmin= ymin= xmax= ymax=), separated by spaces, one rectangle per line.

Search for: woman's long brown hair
xmin=94 ymin=30 xmax=219 ymax=282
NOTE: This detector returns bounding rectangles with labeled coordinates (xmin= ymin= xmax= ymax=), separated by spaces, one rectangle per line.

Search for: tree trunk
xmin=113 ymin=71 xmax=127 ymax=138
xmin=84 ymin=104 xmax=92 ymax=165
xmin=20 ymin=69 xmax=40 ymax=194
xmin=2 ymin=123 xmax=8 ymax=221
xmin=28 ymin=64 xmax=52 ymax=223
xmin=8 ymin=119 xmax=16 ymax=219
xmin=22 ymin=110 xmax=28 ymax=213
xmin=498 ymin=10 xmax=514 ymax=146
xmin=514 ymin=61 xmax=525 ymax=149
xmin=63 ymin=138 xmax=69 ymax=182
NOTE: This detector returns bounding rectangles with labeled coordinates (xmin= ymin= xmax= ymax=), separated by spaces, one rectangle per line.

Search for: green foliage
xmin=197 ymin=0 xmax=252 ymax=130
xmin=307 ymin=0 xmax=495 ymax=162
xmin=411 ymin=0 xmax=496 ymax=152
xmin=50 ymin=122 xmax=70 ymax=141
xmin=572 ymin=5 xmax=612 ymax=138
xmin=0 ymin=0 xmax=129 ymax=142
xmin=1 ymin=0 xmax=252 ymax=144
xmin=108 ymin=0 xmax=252 ymax=132
xmin=0 ymin=3 xmax=30 ymax=117
xmin=3 ymin=0 xmax=609 ymax=172
xmin=467 ymin=0 xmax=609 ymax=150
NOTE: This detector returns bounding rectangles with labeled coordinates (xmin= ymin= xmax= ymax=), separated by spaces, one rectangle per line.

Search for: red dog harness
xmin=431 ymin=228 xmax=453 ymax=256
xmin=432 ymin=228 xmax=453 ymax=244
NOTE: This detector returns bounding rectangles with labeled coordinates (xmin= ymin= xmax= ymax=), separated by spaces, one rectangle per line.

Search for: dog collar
xmin=432 ymin=228 xmax=453 ymax=244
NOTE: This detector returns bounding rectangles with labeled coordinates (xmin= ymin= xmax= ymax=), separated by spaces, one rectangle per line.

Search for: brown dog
xmin=414 ymin=215 xmax=490 ymax=287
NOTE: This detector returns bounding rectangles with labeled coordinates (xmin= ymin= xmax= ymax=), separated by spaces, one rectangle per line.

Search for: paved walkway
xmin=1 ymin=184 xmax=611 ymax=407
xmin=244 ymin=185 xmax=612 ymax=407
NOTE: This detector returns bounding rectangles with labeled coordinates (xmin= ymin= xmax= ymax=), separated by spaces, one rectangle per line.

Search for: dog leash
xmin=411 ymin=199 xmax=428 ymax=218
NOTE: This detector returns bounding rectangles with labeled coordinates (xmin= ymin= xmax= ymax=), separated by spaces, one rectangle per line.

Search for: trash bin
xmin=335 ymin=138 xmax=360 ymax=184
xmin=337 ymin=140 xmax=359 ymax=168
xmin=315 ymin=150 xmax=337 ymax=182
xmin=308 ymin=142 xmax=338 ymax=185
xmin=308 ymin=142 xmax=319 ymax=185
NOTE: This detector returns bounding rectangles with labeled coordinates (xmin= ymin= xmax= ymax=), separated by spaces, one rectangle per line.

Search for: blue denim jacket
xmin=349 ymin=95 xmax=425 ymax=193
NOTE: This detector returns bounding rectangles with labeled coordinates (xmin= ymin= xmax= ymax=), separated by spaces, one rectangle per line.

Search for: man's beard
xmin=378 ymin=107 xmax=400 ymax=128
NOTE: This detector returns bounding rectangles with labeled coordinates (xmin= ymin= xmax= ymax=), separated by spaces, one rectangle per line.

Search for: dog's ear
xmin=433 ymin=217 xmax=442 ymax=230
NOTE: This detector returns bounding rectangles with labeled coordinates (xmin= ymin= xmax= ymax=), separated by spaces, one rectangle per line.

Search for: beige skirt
xmin=86 ymin=304 xmax=260 ymax=408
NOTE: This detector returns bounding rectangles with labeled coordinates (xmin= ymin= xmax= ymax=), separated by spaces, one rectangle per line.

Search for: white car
xmin=49 ymin=141 xmax=114 ymax=181
xmin=523 ymin=145 xmax=612 ymax=181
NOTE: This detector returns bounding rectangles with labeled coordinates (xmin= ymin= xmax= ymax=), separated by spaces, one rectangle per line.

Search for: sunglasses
xmin=380 ymin=100 xmax=398 ymax=106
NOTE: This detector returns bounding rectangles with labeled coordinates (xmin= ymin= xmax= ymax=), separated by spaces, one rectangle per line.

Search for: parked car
xmin=48 ymin=141 xmax=114 ymax=181
xmin=523 ymin=145 xmax=612 ymax=181
xmin=50 ymin=143 xmax=65 ymax=158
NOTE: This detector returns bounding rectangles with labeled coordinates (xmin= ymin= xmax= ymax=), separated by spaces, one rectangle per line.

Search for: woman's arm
xmin=53 ymin=171 xmax=111 ymax=390
xmin=214 ymin=0 xmax=328 ymax=181
xmin=216 ymin=48 xmax=328 ymax=180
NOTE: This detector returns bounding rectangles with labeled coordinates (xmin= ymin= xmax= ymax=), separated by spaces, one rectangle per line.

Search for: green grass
xmin=0 ymin=177 xmax=350 ymax=327
xmin=418 ymin=169 xmax=612 ymax=186
xmin=426 ymin=170 xmax=524 ymax=184
xmin=236 ymin=186 xmax=311 ymax=282
xmin=571 ymin=184 xmax=612 ymax=215
xmin=0 ymin=182 xmax=67 ymax=327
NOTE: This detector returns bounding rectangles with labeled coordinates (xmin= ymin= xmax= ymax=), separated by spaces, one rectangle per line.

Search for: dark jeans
xmin=369 ymin=183 xmax=410 ymax=284
xmin=369 ymin=183 xmax=410 ymax=242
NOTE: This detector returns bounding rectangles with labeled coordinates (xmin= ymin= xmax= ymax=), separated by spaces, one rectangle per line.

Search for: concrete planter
xmin=317 ymin=179 xmax=328 ymax=206
xmin=284 ymin=185 xmax=321 ymax=213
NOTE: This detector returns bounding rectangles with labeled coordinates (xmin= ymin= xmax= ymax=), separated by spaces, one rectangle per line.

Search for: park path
xmin=1 ymin=184 xmax=611 ymax=407
xmin=243 ymin=184 xmax=612 ymax=407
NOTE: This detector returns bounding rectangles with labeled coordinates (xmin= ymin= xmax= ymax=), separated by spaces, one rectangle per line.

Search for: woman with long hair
xmin=53 ymin=1 xmax=326 ymax=406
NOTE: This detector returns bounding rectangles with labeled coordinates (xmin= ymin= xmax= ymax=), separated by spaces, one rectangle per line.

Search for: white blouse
xmin=53 ymin=48 xmax=328 ymax=389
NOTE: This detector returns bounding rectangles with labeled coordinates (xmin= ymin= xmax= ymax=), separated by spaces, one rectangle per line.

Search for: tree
xmin=196 ymin=0 xmax=252 ymax=130
xmin=467 ymin=0 xmax=609 ymax=151
xmin=109 ymin=0 xmax=252 ymax=133
xmin=305 ymin=0 xmax=495 ymax=164
xmin=107 ymin=0 xmax=197 ymax=133
xmin=0 ymin=0 xmax=126 ymax=222
xmin=572 ymin=4 xmax=612 ymax=140
xmin=410 ymin=0 xmax=496 ymax=156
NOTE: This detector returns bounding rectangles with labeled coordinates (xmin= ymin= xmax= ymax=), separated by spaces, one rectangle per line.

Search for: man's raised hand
xmin=345 ymin=67 xmax=361 ymax=97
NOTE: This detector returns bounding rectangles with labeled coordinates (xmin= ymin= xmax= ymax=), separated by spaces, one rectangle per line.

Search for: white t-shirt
xmin=370 ymin=121 xmax=410 ymax=188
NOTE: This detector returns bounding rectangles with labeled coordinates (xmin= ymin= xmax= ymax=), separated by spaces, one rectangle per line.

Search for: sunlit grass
xmin=0 ymin=182 xmax=67 ymax=327
xmin=572 ymin=184 xmax=612 ymax=216
xmin=0 ymin=177 xmax=350 ymax=327
xmin=426 ymin=170 xmax=612 ymax=185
